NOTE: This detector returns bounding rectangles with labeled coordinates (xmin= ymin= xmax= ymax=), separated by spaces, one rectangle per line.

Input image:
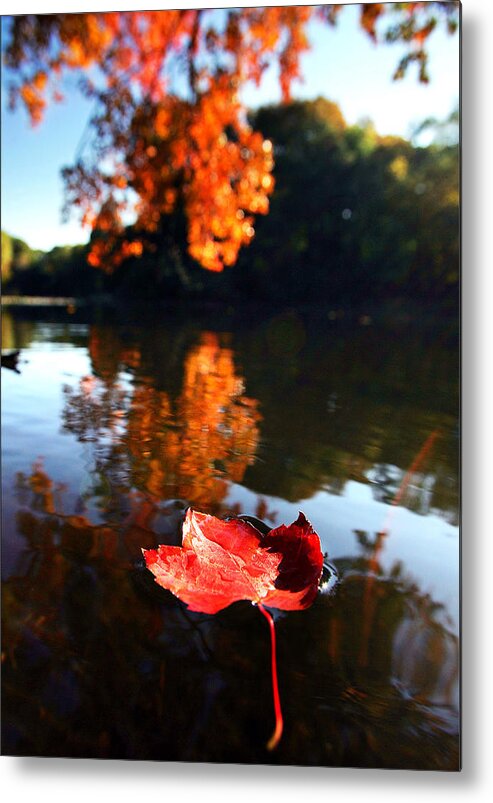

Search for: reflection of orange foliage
xmin=28 ymin=460 xmax=56 ymax=514
xmin=255 ymin=497 xmax=278 ymax=524
xmin=88 ymin=326 xmax=132 ymax=380
xmin=126 ymin=333 xmax=260 ymax=508
xmin=76 ymin=326 xmax=261 ymax=510
xmin=16 ymin=463 xmax=120 ymax=564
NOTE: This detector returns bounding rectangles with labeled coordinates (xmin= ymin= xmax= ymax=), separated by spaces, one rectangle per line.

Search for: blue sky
xmin=1 ymin=4 xmax=459 ymax=251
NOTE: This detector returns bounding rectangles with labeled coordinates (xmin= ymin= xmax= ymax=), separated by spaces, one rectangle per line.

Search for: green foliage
xmin=1 ymin=231 xmax=14 ymax=283
xmin=1 ymin=234 xmax=106 ymax=296
xmin=234 ymin=98 xmax=459 ymax=305
xmin=2 ymin=230 xmax=44 ymax=284
xmin=2 ymin=98 xmax=459 ymax=307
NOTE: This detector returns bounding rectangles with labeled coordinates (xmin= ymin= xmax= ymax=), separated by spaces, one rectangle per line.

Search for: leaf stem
xmin=257 ymin=603 xmax=283 ymax=750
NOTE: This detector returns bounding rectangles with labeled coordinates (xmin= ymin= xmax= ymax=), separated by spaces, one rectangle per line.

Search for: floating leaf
xmin=143 ymin=508 xmax=324 ymax=749
xmin=142 ymin=508 xmax=323 ymax=614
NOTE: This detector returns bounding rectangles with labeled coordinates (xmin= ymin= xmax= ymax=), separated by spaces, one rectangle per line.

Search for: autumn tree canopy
xmin=4 ymin=3 xmax=459 ymax=273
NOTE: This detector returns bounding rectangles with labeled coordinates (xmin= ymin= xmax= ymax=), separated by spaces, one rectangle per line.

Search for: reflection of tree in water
xmin=3 ymin=464 xmax=458 ymax=767
xmin=367 ymin=460 xmax=453 ymax=519
xmin=4 ymin=465 xmax=204 ymax=760
xmin=3 ymin=309 xmax=459 ymax=522
xmin=234 ymin=313 xmax=459 ymax=522
xmin=348 ymin=527 xmax=458 ymax=707
xmin=62 ymin=329 xmax=260 ymax=518
xmin=27 ymin=315 xmax=459 ymax=523
xmin=126 ymin=333 xmax=260 ymax=508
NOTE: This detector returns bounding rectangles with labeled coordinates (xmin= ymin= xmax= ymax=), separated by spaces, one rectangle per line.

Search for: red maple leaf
xmin=142 ymin=508 xmax=324 ymax=614
xmin=142 ymin=508 xmax=324 ymax=750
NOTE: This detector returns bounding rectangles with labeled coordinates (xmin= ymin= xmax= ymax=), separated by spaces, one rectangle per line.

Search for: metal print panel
xmin=1 ymin=2 xmax=460 ymax=769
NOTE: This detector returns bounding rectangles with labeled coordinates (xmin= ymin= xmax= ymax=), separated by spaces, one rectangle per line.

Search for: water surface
xmin=1 ymin=304 xmax=459 ymax=768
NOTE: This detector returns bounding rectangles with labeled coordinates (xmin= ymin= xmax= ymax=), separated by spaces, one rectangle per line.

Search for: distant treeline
xmin=2 ymin=232 xmax=94 ymax=296
xmin=2 ymin=98 xmax=459 ymax=307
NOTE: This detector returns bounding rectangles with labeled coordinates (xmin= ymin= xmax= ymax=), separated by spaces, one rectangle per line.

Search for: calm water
xmin=1 ymin=304 xmax=460 ymax=768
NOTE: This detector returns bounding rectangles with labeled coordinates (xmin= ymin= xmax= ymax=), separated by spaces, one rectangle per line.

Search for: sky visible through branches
xmin=1 ymin=2 xmax=459 ymax=252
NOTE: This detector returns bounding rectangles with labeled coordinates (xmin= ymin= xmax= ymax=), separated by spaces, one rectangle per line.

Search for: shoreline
xmin=1 ymin=295 xmax=80 ymax=307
